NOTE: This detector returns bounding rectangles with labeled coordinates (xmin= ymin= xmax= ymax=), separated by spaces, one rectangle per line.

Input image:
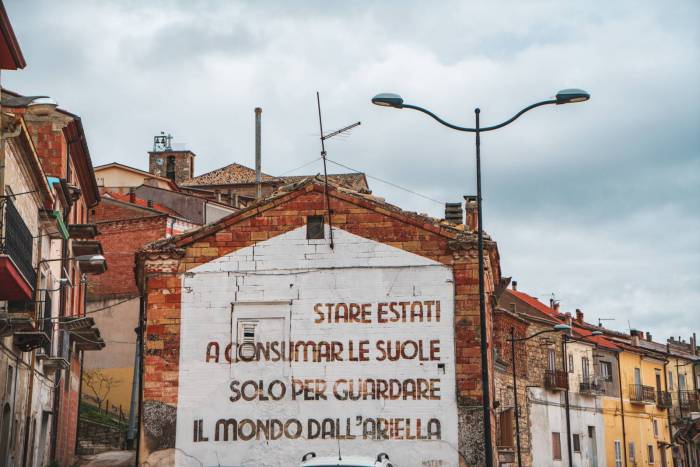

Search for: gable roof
xmin=143 ymin=177 xmax=485 ymax=252
xmin=181 ymin=162 xmax=369 ymax=191
xmin=181 ymin=162 xmax=275 ymax=186
xmin=94 ymin=162 xmax=179 ymax=190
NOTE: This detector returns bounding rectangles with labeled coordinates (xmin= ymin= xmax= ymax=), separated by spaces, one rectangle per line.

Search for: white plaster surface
xmin=175 ymin=226 xmax=458 ymax=466
xmin=528 ymin=387 xmax=606 ymax=467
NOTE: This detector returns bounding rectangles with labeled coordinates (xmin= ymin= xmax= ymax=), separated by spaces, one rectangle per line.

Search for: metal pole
xmin=562 ymin=336 xmax=573 ymax=466
xmin=475 ymin=107 xmax=494 ymax=466
xmin=511 ymin=327 xmax=522 ymax=467
xmin=316 ymin=92 xmax=334 ymax=249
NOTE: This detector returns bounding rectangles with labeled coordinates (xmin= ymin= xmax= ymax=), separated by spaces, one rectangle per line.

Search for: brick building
xmin=135 ymin=178 xmax=501 ymax=466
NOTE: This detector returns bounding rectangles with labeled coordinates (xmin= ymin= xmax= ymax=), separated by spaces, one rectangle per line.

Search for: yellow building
xmin=602 ymin=331 xmax=673 ymax=467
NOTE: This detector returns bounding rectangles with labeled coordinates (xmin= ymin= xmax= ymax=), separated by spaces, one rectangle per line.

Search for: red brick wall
xmin=54 ymin=351 xmax=81 ymax=466
xmin=28 ymin=120 xmax=67 ymax=177
xmin=139 ymin=183 xmax=500 ymax=462
xmin=89 ymin=216 xmax=168 ymax=298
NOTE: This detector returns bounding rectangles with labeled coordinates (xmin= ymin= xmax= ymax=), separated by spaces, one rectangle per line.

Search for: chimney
xmin=129 ymin=188 xmax=136 ymax=204
xmin=575 ymin=309 xmax=584 ymax=324
xmin=646 ymin=333 xmax=652 ymax=342
xmin=464 ymin=195 xmax=478 ymax=231
xmin=255 ymin=107 xmax=262 ymax=199
xmin=632 ymin=335 xmax=640 ymax=346
xmin=512 ymin=281 xmax=518 ymax=291
xmin=692 ymin=333 xmax=697 ymax=356
xmin=444 ymin=203 xmax=463 ymax=224
xmin=565 ymin=312 xmax=572 ymax=328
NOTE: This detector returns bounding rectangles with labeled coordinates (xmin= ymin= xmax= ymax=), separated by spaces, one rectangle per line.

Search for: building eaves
xmin=0 ymin=2 xmax=26 ymax=70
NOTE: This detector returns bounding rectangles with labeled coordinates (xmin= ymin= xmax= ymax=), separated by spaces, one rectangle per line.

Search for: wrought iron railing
xmin=629 ymin=384 xmax=655 ymax=403
xmin=0 ymin=198 xmax=36 ymax=289
xmin=579 ymin=376 xmax=605 ymax=395
xmin=676 ymin=390 xmax=699 ymax=412
xmin=544 ymin=370 xmax=569 ymax=390
xmin=656 ymin=390 xmax=673 ymax=408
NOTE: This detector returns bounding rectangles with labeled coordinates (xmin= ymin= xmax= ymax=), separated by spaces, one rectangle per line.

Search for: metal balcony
xmin=629 ymin=384 xmax=656 ymax=404
xmin=0 ymin=198 xmax=36 ymax=300
xmin=656 ymin=391 xmax=673 ymax=409
xmin=676 ymin=391 xmax=700 ymax=413
xmin=544 ymin=370 xmax=569 ymax=391
xmin=579 ymin=376 xmax=605 ymax=395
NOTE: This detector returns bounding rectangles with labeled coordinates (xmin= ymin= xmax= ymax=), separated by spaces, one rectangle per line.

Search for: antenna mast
xmin=316 ymin=92 xmax=361 ymax=250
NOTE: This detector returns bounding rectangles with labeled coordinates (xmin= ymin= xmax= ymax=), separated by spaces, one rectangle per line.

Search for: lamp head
xmin=75 ymin=254 xmax=105 ymax=264
xmin=589 ymin=330 xmax=604 ymax=336
xmin=553 ymin=323 xmax=572 ymax=332
xmin=27 ymin=97 xmax=58 ymax=116
xmin=556 ymin=88 xmax=590 ymax=105
xmin=372 ymin=93 xmax=404 ymax=109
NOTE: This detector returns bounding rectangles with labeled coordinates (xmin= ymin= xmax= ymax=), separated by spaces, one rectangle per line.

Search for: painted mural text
xmin=192 ymin=417 xmax=442 ymax=442
xmin=313 ymin=300 xmax=442 ymax=324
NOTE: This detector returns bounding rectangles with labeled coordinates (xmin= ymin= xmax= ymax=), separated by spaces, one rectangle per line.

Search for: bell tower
xmin=148 ymin=132 xmax=195 ymax=184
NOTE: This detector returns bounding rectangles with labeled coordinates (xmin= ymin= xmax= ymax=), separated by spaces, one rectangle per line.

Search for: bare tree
xmin=83 ymin=370 xmax=119 ymax=410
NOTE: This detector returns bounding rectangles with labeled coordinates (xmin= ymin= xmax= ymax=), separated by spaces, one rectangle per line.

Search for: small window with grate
xmin=306 ymin=215 xmax=325 ymax=239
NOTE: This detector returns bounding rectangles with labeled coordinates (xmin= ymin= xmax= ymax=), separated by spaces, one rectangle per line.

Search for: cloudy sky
xmin=5 ymin=1 xmax=699 ymax=340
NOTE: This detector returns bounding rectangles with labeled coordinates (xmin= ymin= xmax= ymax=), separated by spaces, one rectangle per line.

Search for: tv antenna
xmin=597 ymin=317 xmax=615 ymax=327
xmin=316 ymin=92 xmax=360 ymax=250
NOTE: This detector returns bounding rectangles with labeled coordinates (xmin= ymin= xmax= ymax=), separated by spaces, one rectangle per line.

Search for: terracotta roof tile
xmin=104 ymin=192 xmax=182 ymax=217
xmin=181 ymin=163 xmax=275 ymax=186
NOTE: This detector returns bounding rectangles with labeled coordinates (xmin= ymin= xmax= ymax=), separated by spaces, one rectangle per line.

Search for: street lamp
xmin=372 ymin=89 xmax=589 ymax=465
xmin=40 ymin=254 xmax=105 ymax=264
xmin=561 ymin=329 xmax=603 ymax=466
xmin=507 ymin=323 xmax=571 ymax=467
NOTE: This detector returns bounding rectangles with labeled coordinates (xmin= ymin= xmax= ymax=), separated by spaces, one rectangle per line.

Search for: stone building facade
xmin=136 ymin=178 xmax=501 ymax=466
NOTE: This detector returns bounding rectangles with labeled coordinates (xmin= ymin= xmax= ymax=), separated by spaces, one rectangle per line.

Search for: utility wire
xmin=325 ymin=158 xmax=446 ymax=206
xmin=274 ymin=157 xmax=323 ymax=178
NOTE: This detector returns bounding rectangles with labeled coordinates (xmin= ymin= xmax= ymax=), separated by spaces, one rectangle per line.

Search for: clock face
xmin=156 ymin=158 xmax=163 ymax=164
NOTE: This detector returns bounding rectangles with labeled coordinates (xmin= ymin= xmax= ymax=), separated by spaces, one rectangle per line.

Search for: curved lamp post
xmin=508 ymin=323 xmax=571 ymax=467
xmin=372 ymin=88 xmax=590 ymax=466
xmin=561 ymin=329 xmax=603 ymax=466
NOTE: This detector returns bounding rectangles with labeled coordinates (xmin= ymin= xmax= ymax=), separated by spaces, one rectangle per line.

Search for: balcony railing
xmin=629 ymin=384 xmax=656 ymax=404
xmin=676 ymin=390 xmax=700 ymax=413
xmin=656 ymin=390 xmax=673 ymax=408
xmin=579 ymin=376 xmax=605 ymax=395
xmin=0 ymin=198 xmax=36 ymax=289
xmin=544 ymin=370 xmax=569 ymax=391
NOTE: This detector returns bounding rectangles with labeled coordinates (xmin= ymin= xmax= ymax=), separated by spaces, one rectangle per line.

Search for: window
xmin=653 ymin=419 xmax=659 ymax=438
xmin=548 ymin=349 xmax=556 ymax=371
xmin=668 ymin=371 xmax=674 ymax=390
xmin=166 ymin=155 xmax=176 ymax=180
xmin=679 ymin=373 xmax=687 ymax=390
xmin=614 ymin=441 xmax=622 ymax=467
xmin=306 ymin=215 xmax=325 ymax=239
xmin=582 ymin=357 xmax=590 ymax=380
xmin=498 ymin=409 xmax=514 ymax=448
xmin=573 ymin=433 xmax=581 ymax=452
xmin=568 ymin=353 xmax=574 ymax=373
xmin=634 ymin=367 xmax=642 ymax=386
xmin=600 ymin=361 xmax=613 ymax=381
xmin=647 ymin=444 xmax=655 ymax=464
xmin=552 ymin=432 xmax=562 ymax=460
xmin=629 ymin=441 xmax=636 ymax=462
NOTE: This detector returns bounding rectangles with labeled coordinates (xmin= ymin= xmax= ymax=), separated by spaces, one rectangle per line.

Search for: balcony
xmin=657 ymin=391 xmax=673 ymax=409
xmin=629 ymin=384 xmax=656 ymax=404
xmin=579 ymin=376 xmax=605 ymax=395
xmin=676 ymin=391 xmax=700 ymax=413
xmin=544 ymin=370 xmax=569 ymax=391
xmin=0 ymin=198 xmax=36 ymax=300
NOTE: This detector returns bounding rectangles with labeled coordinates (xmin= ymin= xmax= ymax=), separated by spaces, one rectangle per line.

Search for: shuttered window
xmin=552 ymin=432 xmax=562 ymax=460
xmin=498 ymin=409 xmax=514 ymax=448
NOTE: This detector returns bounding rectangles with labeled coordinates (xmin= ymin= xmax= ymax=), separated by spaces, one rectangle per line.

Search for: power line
xmin=275 ymin=157 xmax=322 ymax=178
xmin=325 ymin=158 xmax=446 ymax=206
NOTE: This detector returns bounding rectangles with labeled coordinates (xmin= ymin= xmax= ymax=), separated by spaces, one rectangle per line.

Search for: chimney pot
xmin=512 ymin=281 xmax=518 ymax=291
xmin=444 ymin=202 xmax=463 ymax=224
xmin=463 ymin=195 xmax=478 ymax=231
xmin=646 ymin=333 xmax=652 ymax=342
xmin=575 ymin=308 xmax=584 ymax=323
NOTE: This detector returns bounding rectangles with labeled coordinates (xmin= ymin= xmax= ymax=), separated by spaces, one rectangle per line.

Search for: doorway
xmin=588 ymin=426 xmax=598 ymax=467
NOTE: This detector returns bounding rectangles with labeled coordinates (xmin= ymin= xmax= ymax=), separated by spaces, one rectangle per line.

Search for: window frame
xmin=614 ymin=440 xmax=622 ymax=467
xmin=647 ymin=444 xmax=655 ymax=464
xmin=572 ymin=433 xmax=581 ymax=453
xmin=552 ymin=432 xmax=562 ymax=461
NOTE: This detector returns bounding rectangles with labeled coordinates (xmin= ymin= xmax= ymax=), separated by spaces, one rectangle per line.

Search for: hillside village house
xmin=135 ymin=177 xmax=501 ymax=466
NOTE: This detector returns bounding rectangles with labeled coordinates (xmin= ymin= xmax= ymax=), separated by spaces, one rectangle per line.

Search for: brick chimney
xmin=564 ymin=312 xmax=572 ymax=328
xmin=129 ymin=188 xmax=136 ymax=204
xmin=575 ymin=309 xmax=584 ymax=323
xmin=512 ymin=281 xmax=518 ymax=291
xmin=464 ymin=195 xmax=478 ymax=231
xmin=646 ymin=332 xmax=652 ymax=342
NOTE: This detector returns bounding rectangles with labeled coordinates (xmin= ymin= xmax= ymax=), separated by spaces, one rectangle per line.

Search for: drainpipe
xmin=616 ymin=352 xmax=628 ymax=467
xmin=126 ymin=324 xmax=141 ymax=449
xmin=135 ymin=295 xmax=146 ymax=465
xmin=255 ymin=107 xmax=262 ymax=199
xmin=561 ymin=336 xmax=573 ymax=467
xmin=663 ymin=352 xmax=676 ymax=467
